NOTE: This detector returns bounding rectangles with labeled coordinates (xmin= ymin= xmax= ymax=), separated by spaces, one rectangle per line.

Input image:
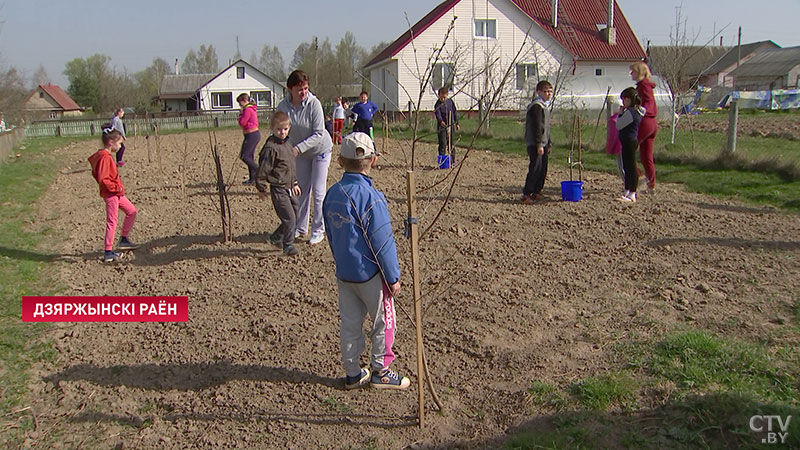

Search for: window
xmin=236 ymin=67 xmax=245 ymax=79
xmin=594 ymin=67 xmax=604 ymax=76
xmin=431 ymin=63 xmax=455 ymax=91
xmin=211 ymin=92 xmax=233 ymax=108
xmin=516 ymin=63 xmax=538 ymax=90
xmin=474 ymin=19 xmax=497 ymax=38
xmin=250 ymin=91 xmax=272 ymax=108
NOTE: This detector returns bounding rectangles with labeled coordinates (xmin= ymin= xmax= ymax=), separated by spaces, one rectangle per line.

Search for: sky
xmin=1 ymin=0 xmax=799 ymax=87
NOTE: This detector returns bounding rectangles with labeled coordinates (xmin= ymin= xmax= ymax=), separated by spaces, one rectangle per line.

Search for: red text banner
xmin=22 ymin=296 xmax=188 ymax=322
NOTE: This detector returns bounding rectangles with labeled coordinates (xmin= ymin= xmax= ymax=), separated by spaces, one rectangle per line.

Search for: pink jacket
xmin=238 ymin=103 xmax=259 ymax=132
xmin=606 ymin=114 xmax=621 ymax=155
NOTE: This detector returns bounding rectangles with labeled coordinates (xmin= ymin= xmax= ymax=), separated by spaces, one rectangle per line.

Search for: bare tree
xmin=649 ymin=3 xmax=727 ymax=144
xmin=32 ymin=65 xmax=50 ymax=88
xmin=182 ymin=45 xmax=219 ymax=74
xmin=252 ymin=45 xmax=285 ymax=81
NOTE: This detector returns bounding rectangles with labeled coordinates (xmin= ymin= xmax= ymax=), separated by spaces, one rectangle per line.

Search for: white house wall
xmin=197 ymin=63 xmax=285 ymax=111
xmin=383 ymin=0 xmax=571 ymax=112
xmin=369 ymin=60 xmax=400 ymax=112
xmin=374 ymin=0 xmax=648 ymax=112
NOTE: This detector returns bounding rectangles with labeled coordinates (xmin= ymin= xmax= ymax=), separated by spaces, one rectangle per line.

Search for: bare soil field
xmin=20 ymin=129 xmax=800 ymax=448
xmin=679 ymin=112 xmax=800 ymax=141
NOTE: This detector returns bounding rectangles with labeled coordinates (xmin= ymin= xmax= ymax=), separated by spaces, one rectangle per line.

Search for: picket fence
xmin=24 ymin=110 xmax=275 ymax=138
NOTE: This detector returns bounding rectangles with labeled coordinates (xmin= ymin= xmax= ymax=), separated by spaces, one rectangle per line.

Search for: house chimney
xmin=175 ymin=58 xmax=179 ymax=75
xmin=604 ymin=0 xmax=617 ymax=45
xmin=550 ymin=0 xmax=558 ymax=28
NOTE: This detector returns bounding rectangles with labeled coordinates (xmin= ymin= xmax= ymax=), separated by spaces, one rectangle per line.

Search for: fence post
xmin=56 ymin=125 xmax=62 ymax=137
xmin=726 ymin=99 xmax=738 ymax=153
xmin=184 ymin=118 xmax=189 ymax=129
xmin=215 ymin=117 xmax=220 ymax=128
xmin=91 ymin=123 xmax=96 ymax=135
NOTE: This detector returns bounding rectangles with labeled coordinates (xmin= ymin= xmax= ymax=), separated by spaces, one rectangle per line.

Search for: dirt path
xmin=23 ymin=130 xmax=800 ymax=449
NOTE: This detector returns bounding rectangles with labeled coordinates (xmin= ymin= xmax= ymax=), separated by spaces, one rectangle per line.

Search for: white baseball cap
xmin=340 ymin=132 xmax=377 ymax=160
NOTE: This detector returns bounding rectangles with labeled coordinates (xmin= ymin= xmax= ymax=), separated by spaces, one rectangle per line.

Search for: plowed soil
xmin=20 ymin=129 xmax=800 ymax=449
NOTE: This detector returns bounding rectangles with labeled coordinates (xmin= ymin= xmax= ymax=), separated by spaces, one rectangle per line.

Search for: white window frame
xmin=431 ymin=62 xmax=455 ymax=92
xmin=474 ymin=19 xmax=497 ymax=39
xmin=236 ymin=66 xmax=245 ymax=79
xmin=211 ymin=92 xmax=233 ymax=109
xmin=516 ymin=63 xmax=538 ymax=90
xmin=250 ymin=90 xmax=272 ymax=108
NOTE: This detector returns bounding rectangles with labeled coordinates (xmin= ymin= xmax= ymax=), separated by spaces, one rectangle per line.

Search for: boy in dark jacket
xmin=256 ymin=111 xmax=301 ymax=256
xmin=434 ymin=87 xmax=460 ymax=159
xmin=521 ymin=80 xmax=554 ymax=204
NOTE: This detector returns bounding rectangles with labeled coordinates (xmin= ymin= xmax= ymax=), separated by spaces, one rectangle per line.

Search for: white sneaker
xmin=294 ymin=229 xmax=304 ymax=239
xmin=616 ymin=193 xmax=636 ymax=203
xmin=307 ymin=232 xmax=325 ymax=245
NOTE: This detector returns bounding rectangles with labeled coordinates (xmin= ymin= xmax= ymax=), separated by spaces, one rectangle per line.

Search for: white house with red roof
xmin=24 ymin=84 xmax=83 ymax=119
xmin=159 ymin=59 xmax=285 ymax=112
xmin=364 ymin=0 xmax=652 ymax=112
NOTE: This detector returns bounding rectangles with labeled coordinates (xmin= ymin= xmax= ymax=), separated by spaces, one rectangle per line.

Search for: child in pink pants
xmin=88 ymin=126 xmax=139 ymax=262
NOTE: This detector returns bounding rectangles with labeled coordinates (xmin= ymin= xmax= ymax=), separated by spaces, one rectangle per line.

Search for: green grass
xmin=570 ymin=373 xmax=638 ymax=411
xmin=381 ymin=114 xmax=800 ymax=211
xmin=647 ymin=330 xmax=798 ymax=401
xmin=506 ymin=328 xmax=800 ymax=449
xmin=0 ymin=136 xmax=81 ymax=445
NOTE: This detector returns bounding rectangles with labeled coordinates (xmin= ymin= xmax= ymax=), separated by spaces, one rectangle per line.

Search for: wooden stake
xmin=577 ymin=114 xmax=583 ymax=181
xmin=406 ymin=170 xmax=425 ymax=428
xmin=726 ymin=99 xmax=738 ymax=153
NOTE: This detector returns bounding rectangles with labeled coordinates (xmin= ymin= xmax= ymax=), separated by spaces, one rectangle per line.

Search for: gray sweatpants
xmin=337 ymin=274 xmax=397 ymax=378
xmin=295 ymin=152 xmax=331 ymax=236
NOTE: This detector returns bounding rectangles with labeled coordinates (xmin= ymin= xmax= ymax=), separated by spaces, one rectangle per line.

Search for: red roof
xmin=365 ymin=0 xmax=645 ymax=68
xmin=511 ymin=0 xmax=645 ymax=61
xmin=364 ymin=0 xmax=460 ymax=68
xmin=39 ymin=84 xmax=81 ymax=111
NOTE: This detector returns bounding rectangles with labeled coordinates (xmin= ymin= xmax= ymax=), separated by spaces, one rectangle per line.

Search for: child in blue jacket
xmin=322 ymin=132 xmax=410 ymax=391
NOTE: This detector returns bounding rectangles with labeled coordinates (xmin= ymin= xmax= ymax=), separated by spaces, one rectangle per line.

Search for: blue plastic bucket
xmin=561 ymin=181 xmax=583 ymax=202
xmin=437 ymin=154 xmax=450 ymax=169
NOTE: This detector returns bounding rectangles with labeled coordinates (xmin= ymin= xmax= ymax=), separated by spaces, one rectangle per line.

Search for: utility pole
xmin=734 ymin=26 xmax=741 ymax=89
xmin=312 ymin=36 xmax=319 ymax=88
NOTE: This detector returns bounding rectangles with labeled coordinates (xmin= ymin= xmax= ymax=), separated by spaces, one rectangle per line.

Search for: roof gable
xmin=365 ymin=0 xmax=645 ymax=68
xmin=160 ymin=60 xmax=285 ymax=99
xmin=202 ymin=59 xmax=285 ymax=90
xmin=704 ymin=40 xmax=781 ymax=74
xmin=364 ymin=0 xmax=460 ymax=68
xmin=39 ymin=84 xmax=81 ymax=110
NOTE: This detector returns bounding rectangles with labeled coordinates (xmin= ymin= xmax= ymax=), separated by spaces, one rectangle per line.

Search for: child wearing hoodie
xmin=616 ymin=87 xmax=646 ymax=203
xmin=88 ymin=126 xmax=139 ymax=262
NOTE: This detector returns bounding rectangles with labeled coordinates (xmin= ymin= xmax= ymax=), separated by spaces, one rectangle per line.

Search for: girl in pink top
xmin=237 ymin=93 xmax=261 ymax=185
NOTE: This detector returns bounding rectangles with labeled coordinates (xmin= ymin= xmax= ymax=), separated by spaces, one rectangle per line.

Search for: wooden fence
xmin=0 ymin=128 xmax=26 ymax=168
xmin=24 ymin=110 xmax=275 ymax=138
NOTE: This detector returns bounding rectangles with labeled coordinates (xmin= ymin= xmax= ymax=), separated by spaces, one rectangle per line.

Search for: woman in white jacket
xmin=277 ymin=70 xmax=333 ymax=245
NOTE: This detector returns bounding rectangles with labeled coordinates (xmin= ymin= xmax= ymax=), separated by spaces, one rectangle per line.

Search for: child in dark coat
xmin=521 ymin=80 xmax=553 ymax=204
xmin=256 ymin=111 xmax=301 ymax=255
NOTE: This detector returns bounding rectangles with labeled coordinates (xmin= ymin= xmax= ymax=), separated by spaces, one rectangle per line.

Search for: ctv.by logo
xmin=750 ymin=415 xmax=792 ymax=444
